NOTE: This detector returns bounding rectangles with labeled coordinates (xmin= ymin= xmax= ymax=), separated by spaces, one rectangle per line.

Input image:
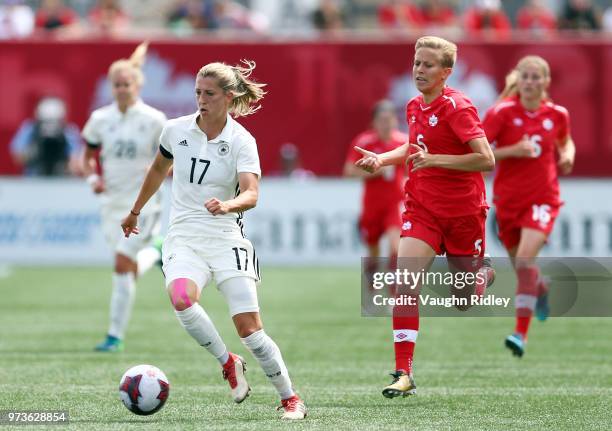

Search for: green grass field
xmin=1 ymin=266 xmax=611 ymax=430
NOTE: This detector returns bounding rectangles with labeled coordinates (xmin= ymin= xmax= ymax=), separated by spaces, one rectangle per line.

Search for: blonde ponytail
xmin=198 ymin=59 xmax=267 ymax=117
xmin=128 ymin=41 xmax=148 ymax=70
xmin=108 ymin=41 xmax=149 ymax=86
xmin=498 ymin=69 xmax=519 ymax=100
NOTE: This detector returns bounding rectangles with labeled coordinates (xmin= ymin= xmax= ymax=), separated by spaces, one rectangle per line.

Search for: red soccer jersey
xmin=483 ymin=95 xmax=570 ymax=210
xmin=405 ymin=86 xmax=487 ymax=217
xmin=346 ymin=129 xmax=407 ymax=212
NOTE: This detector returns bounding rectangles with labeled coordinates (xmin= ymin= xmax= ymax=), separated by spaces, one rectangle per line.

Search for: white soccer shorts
xmin=162 ymin=234 xmax=261 ymax=315
xmin=101 ymin=207 xmax=161 ymax=261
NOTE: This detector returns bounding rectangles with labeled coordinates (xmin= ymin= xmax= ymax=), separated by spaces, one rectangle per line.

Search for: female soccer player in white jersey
xmin=121 ymin=60 xmax=306 ymax=420
xmin=82 ymin=42 xmax=167 ymax=352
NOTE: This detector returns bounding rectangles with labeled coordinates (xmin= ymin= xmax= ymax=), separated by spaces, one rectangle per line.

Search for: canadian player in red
xmin=483 ymin=55 xmax=576 ymax=358
xmin=344 ymin=100 xmax=406 ymax=273
xmin=354 ymin=36 xmax=496 ymax=398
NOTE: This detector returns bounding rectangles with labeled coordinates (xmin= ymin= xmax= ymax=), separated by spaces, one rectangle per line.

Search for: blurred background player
xmin=354 ymin=36 xmax=495 ymax=399
xmin=277 ymin=142 xmax=315 ymax=179
xmin=344 ymin=99 xmax=406 ymax=281
xmin=483 ymin=55 xmax=575 ymax=358
xmin=10 ymin=96 xmax=82 ymax=176
xmin=120 ymin=60 xmax=306 ymax=420
xmin=81 ymin=42 xmax=167 ymax=352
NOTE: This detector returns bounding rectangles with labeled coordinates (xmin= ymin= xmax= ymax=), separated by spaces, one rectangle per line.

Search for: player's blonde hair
xmin=198 ymin=60 xmax=267 ymax=117
xmin=108 ymin=41 xmax=148 ymax=86
xmin=499 ymin=55 xmax=551 ymax=100
xmin=415 ymin=36 xmax=457 ymax=68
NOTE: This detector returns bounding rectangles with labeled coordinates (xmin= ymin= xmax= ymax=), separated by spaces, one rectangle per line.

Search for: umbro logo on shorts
xmin=178 ymin=140 xmax=188 ymax=146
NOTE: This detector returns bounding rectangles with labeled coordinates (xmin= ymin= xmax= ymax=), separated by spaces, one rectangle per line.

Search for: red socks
xmin=392 ymin=301 xmax=418 ymax=373
xmin=514 ymin=266 xmax=539 ymax=338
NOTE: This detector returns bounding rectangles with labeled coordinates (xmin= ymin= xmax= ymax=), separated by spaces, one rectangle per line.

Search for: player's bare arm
xmin=82 ymin=146 xmax=105 ymax=194
xmin=408 ymin=137 xmax=495 ymax=172
xmin=121 ymin=150 xmax=173 ymax=237
xmin=556 ymin=135 xmax=575 ymax=175
xmin=354 ymin=143 xmax=409 ymax=173
xmin=205 ymin=172 xmax=259 ymax=216
xmin=343 ymin=161 xmax=384 ymax=178
xmin=493 ymin=135 xmax=537 ymax=160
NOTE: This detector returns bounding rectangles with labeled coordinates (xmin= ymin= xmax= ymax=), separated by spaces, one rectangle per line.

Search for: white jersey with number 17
xmin=159 ymin=113 xmax=261 ymax=240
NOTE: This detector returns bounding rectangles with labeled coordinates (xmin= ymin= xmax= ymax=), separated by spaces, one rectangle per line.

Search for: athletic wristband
xmin=130 ymin=209 xmax=140 ymax=216
xmin=86 ymin=174 xmax=100 ymax=186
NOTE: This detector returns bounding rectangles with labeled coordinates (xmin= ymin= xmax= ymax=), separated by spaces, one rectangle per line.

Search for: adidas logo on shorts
xmin=178 ymin=140 xmax=188 ymax=146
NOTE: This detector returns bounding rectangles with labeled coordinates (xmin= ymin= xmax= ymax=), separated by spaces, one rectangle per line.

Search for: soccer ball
xmin=119 ymin=364 xmax=170 ymax=415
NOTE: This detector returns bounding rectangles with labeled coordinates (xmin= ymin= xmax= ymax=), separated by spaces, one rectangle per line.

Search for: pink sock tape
xmin=171 ymin=278 xmax=193 ymax=308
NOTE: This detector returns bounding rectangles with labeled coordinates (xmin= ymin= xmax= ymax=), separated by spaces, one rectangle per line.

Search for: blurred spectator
xmin=420 ymin=0 xmax=457 ymax=30
xmin=0 ymin=0 xmax=34 ymax=39
xmin=463 ymin=0 xmax=511 ymax=38
xmin=88 ymin=0 xmax=130 ymax=37
xmin=276 ymin=143 xmax=315 ymax=179
xmin=10 ymin=97 xmax=83 ymax=176
xmin=378 ymin=0 xmax=423 ymax=29
xmin=312 ymin=0 xmax=345 ymax=31
xmin=166 ymin=0 xmax=266 ymax=33
xmin=558 ymin=0 xmax=602 ymax=31
xmin=34 ymin=0 xmax=78 ymax=31
xmin=517 ymin=0 xmax=557 ymax=33
xmin=249 ymin=0 xmax=318 ymax=33
xmin=214 ymin=0 xmax=268 ymax=32
xmin=604 ymin=6 xmax=612 ymax=32
xmin=167 ymin=0 xmax=213 ymax=32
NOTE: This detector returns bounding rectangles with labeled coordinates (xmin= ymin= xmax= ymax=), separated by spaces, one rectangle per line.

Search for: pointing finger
xmin=354 ymin=146 xmax=376 ymax=157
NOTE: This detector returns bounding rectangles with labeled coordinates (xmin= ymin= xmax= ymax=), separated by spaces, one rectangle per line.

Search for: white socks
xmin=108 ymin=272 xmax=136 ymax=339
xmin=174 ymin=304 xmax=295 ymax=398
xmin=241 ymin=330 xmax=295 ymax=400
xmin=175 ymin=303 xmax=229 ymax=364
xmin=136 ymin=246 xmax=161 ymax=277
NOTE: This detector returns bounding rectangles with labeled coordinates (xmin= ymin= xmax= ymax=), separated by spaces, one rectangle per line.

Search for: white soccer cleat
xmin=222 ymin=353 xmax=250 ymax=403
xmin=278 ymin=395 xmax=307 ymax=420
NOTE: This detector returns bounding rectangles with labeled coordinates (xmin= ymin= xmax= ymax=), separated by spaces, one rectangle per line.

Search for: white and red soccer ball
xmin=119 ymin=365 xmax=169 ymax=415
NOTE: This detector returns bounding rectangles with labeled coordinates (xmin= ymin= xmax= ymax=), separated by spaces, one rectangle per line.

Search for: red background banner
xmin=1 ymin=40 xmax=610 ymax=176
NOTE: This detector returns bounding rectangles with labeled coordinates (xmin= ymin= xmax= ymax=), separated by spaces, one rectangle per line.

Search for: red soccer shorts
xmin=400 ymin=199 xmax=487 ymax=257
xmin=495 ymin=202 xmax=560 ymax=250
xmin=359 ymin=202 xmax=403 ymax=246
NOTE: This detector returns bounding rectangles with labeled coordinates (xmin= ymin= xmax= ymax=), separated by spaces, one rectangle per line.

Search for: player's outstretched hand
xmin=407 ymin=144 xmax=435 ymax=172
xmin=354 ymin=146 xmax=382 ymax=174
xmin=205 ymin=197 xmax=230 ymax=216
xmin=121 ymin=213 xmax=140 ymax=238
